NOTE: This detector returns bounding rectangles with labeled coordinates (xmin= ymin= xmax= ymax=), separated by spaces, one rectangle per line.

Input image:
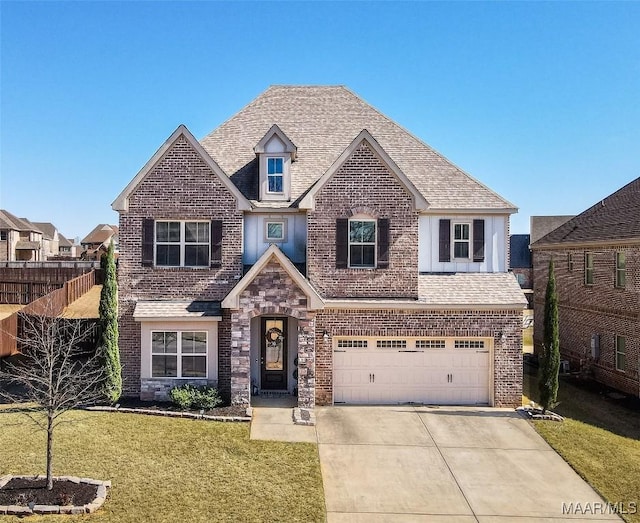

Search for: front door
xmin=261 ymin=317 xmax=287 ymax=390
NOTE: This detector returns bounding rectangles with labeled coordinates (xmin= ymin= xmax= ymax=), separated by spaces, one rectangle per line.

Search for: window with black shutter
xmin=142 ymin=219 xmax=154 ymax=266
xmin=473 ymin=219 xmax=485 ymax=262
xmin=439 ymin=219 xmax=451 ymax=262
xmin=210 ymin=220 xmax=223 ymax=268
xmin=377 ymin=218 xmax=389 ymax=269
xmin=336 ymin=218 xmax=348 ymax=269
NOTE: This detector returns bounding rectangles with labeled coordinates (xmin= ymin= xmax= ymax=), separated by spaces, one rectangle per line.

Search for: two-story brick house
xmin=113 ymin=86 xmax=526 ymax=409
xmin=531 ymin=177 xmax=639 ymax=398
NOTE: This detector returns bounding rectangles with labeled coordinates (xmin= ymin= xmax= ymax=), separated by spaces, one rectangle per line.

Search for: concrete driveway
xmin=316 ymin=406 xmax=621 ymax=522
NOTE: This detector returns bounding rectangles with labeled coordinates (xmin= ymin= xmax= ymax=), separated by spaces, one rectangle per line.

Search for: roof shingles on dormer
xmin=200 ymin=85 xmax=515 ymax=211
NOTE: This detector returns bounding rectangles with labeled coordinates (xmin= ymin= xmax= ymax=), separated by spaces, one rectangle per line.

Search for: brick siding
xmin=533 ymin=247 xmax=639 ymax=396
xmin=118 ymin=135 xmax=244 ymax=396
xmin=307 ymin=142 xmax=419 ymax=299
xmin=315 ymin=308 xmax=523 ymax=407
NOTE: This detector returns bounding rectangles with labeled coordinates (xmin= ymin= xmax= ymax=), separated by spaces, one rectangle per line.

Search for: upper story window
xmin=349 ymin=219 xmax=376 ymax=268
xmin=453 ymin=223 xmax=470 ymax=259
xmin=615 ymin=251 xmax=626 ymax=288
xmin=267 ymin=158 xmax=284 ymax=194
xmin=255 ymin=124 xmax=296 ymax=201
xmin=584 ymin=252 xmax=594 ymax=285
xmin=156 ymin=221 xmax=210 ymax=267
xmin=615 ymin=335 xmax=626 ymax=371
xmin=0 ymin=231 xmax=6 ymax=241
xmin=264 ymin=220 xmax=286 ymax=242
xmin=567 ymin=253 xmax=574 ymax=271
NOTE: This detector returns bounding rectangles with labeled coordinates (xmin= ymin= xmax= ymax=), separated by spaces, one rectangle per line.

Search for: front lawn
xmin=0 ymin=409 xmax=325 ymax=522
xmin=524 ymin=368 xmax=640 ymax=523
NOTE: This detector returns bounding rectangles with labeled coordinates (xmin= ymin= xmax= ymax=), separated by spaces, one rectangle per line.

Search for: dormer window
xmin=267 ymin=157 xmax=284 ymax=193
xmin=255 ymin=124 xmax=296 ymax=201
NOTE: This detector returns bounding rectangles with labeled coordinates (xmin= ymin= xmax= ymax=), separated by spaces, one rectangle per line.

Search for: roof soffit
xmin=112 ymin=125 xmax=252 ymax=212
xmin=299 ymin=129 xmax=429 ymax=211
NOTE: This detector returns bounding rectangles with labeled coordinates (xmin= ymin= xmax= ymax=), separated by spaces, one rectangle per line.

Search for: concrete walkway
xmin=249 ymin=398 xmax=316 ymax=443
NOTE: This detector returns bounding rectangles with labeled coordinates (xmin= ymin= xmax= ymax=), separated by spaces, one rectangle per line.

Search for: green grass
xmin=0 ymin=410 xmax=325 ymax=522
xmin=524 ymin=369 xmax=640 ymax=523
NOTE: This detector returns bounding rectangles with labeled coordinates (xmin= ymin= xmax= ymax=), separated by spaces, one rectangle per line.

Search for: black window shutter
xmin=473 ymin=219 xmax=485 ymax=262
xmin=210 ymin=220 xmax=223 ymax=267
xmin=377 ymin=218 xmax=389 ymax=269
xmin=142 ymin=219 xmax=154 ymax=267
xmin=336 ymin=218 xmax=348 ymax=269
xmin=439 ymin=219 xmax=451 ymax=262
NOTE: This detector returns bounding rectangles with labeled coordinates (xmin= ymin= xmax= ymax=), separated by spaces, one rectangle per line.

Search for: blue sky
xmin=1 ymin=1 xmax=638 ymax=241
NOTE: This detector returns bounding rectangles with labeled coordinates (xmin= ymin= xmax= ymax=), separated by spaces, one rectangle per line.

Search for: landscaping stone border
xmin=0 ymin=475 xmax=111 ymax=516
xmin=85 ymin=405 xmax=251 ymax=422
xmin=516 ymin=405 xmax=564 ymax=422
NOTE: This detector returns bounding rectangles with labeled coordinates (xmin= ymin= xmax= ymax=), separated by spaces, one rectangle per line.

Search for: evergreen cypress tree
xmin=539 ymin=257 xmax=560 ymax=413
xmin=99 ymin=241 xmax=122 ymax=403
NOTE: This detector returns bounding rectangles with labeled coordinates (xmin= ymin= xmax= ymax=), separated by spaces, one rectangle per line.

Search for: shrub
xmin=168 ymin=384 xmax=222 ymax=410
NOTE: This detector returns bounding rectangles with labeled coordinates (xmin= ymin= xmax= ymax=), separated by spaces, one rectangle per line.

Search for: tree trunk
xmin=47 ymin=410 xmax=54 ymax=490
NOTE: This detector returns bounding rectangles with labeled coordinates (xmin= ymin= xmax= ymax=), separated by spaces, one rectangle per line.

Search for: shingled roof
xmin=200 ymin=86 xmax=515 ymax=212
xmin=532 ymin=177 xmax=640 ymax=248
xmin=0 ymin=210 xmax=41 ymax=232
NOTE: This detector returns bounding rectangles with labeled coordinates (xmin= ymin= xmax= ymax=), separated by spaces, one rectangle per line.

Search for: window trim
xmin=584 ymin=252 xmax=594 ymax=285
xmin=264 ymin=220 xmax=287 ymax=242
xmin=567 ymin=253 xmax=574 ymax=272
xmin=615 ymin=251 xmax=626 ymax=288
xmin=452 ymin=222 xmax=471 ymax=260
xmin=154 ymin=220 xmax=211 ymax=268
xmin=0 ymin=231 xmax=7 ymax=241
xmin=151 ymin=330 xmax=208 ymax=379
xmin=615 ymin=335 xmax=626 ymax=372
xmin=348 ymin=218 xmax=377 ymax=269
xmin=266 ymin=156 xmax=284 ymax=194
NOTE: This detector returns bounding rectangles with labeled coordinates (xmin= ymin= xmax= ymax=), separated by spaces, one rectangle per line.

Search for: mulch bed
xmin=114 ymin=398 xmax=248 ymax=418
xmin=0 ymin=477 xmax=96 ymax=506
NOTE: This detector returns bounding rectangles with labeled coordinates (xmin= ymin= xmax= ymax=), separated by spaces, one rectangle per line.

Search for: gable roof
xmin=0 ymin=210 xmax=37 ymax=232
xmin=530 ymin=215 xmax=574 ymax=245
xmin=532 ymin=177 xmax=640 ymax=248
xmin=81 ymin=224 xmax=118 ymax=245
xmin=33 ymin=222 xmax=58 ymax=240
xmin=58 ymin=233 xmax=73 ymax=248
xmin=299 ymin=129 xmax=428 ymax=211
xmin=222 ymin=244 xmax=324 ymax=310
xmin=201 ymin=86 xmax=516 ymax=212
xmin=254 ymin=123 xmax=297 ymax=160
xmin=112 ymin=125 xmax=252 ymax=212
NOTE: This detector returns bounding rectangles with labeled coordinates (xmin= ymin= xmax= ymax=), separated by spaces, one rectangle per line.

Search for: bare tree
xmin=0 ymin=309 xmax=104 ymax=490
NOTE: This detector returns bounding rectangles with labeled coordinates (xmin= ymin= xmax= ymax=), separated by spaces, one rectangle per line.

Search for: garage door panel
xmin=334 ymin=342 xmax=491 ymax=405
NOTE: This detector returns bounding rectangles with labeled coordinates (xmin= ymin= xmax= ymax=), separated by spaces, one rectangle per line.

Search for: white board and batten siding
xmin=244 ymin=213 xmax=307 ymax=265
xmin=418 ymin=215 xmax=508 ymax=273
xmin=333 ymin=337 xmax=492 ymax=406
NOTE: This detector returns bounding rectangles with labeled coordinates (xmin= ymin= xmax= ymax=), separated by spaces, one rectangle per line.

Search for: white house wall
xmin=418 ymin=215 xmax=508 ymax=273
xmin=243 ymin=213 xmax=307 ymax=265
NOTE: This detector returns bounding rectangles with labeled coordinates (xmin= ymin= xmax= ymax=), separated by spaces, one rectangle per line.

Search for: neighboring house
xmin=0 ymin=210 xmax=44 ymax=262
xmin=33 ymin=222 xmax=61 ymax=259
xmin=80 ymin=224 xmax=119 ymax=260
xmin=56 ymin=233 xmax=82 ymax=259
xmin=530 ymin=177 xmax=639 ymax=398
xmin=530 ymin=215 xmax=574 ymax=245
xmin=509 ymin=234 xmax=532 ymax=309
xmin=112 ymin=86 xmax=527 ymax=409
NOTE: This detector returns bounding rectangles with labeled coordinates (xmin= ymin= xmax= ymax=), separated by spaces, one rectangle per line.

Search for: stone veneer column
xmin=230 ymin=310 xmax=251 ymax=406
xmin=297 ymin=316 xmax=316 ymax=408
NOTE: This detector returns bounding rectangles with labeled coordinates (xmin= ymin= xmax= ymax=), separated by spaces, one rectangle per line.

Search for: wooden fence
xmin=0 ymin=270 xmax=97 ymax=357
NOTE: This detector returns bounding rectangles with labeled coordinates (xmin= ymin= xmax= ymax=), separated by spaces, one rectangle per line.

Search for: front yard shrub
xmin=169 ymin=384 xmax=222 ymax=410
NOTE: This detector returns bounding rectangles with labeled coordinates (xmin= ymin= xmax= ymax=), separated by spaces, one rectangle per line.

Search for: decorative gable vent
xmin=254 ymin=124 xmax=296 ymax=202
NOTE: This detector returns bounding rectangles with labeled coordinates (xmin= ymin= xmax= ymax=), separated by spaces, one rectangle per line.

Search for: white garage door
xmin=333 ymin=338 xmax=491 ymax=405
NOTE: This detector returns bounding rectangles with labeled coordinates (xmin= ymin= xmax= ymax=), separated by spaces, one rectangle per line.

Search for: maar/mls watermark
xmin=562 ymin=501 xmax=637 ymax=515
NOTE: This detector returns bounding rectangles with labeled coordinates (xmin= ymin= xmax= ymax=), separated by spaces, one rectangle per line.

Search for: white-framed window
xmin=337 ymin=339 xmax=368 ymax=348
xmin=416 ymin=339 xmax=446 ymax=349
xmin=585 ymin=252 xmax=594 ymax=285
xmin=567 ymin=253 xmax=574 ymax=272
xmin=267 ymin=157 xmax=284 ymax=193
xmin=151 ymin=330 xmax=207 ymax=378
xmin=453 ymin=223 xmax=470 ymax=259
xmin=156 ymin=221 xmax=210 ymax=267
xmin=454 ymin=340 xmax=485 ymax=349
xmin=0 ymin=231 xmax=6 ymax=241
xmin=376 ymin=340 xmax=407 ymax=349
xmin=349 ymin=219 xmax=376 ymax=268
xmin=615 ymin=335 xmax=626 ymax=371
xmin=264 ymin=221 xmax=286 ymax=242
xmin=615 ymin=252 xmax=626 ymax=288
